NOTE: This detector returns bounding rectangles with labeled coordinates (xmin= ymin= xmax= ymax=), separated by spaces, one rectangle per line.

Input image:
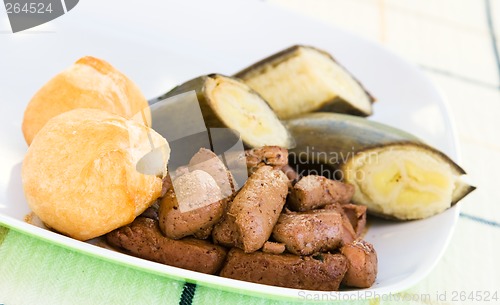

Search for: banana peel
xmin=286 ymin=113 xmax=475 ymax=220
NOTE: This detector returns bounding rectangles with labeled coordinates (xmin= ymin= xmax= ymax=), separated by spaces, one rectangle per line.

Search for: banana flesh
xmin=342 ymin=143 xmax=472 ymax=220
xmin=235 ymin=45 xmax=374 ymax=119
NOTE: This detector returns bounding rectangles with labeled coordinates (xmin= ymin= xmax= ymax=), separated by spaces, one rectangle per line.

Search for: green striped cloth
xmin=2 ymin=0 xmax=500 ymax=304
xmin=1 ymin=214 xmax=500 ymax=305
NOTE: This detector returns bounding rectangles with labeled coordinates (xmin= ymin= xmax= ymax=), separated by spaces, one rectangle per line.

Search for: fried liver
xmin=220 ymin=248 xmax=348 ymax=290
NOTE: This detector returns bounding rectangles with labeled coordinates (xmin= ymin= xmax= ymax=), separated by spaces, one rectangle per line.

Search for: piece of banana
xmin=286 ymin=113 xmax=475 ymax=220
xmin=342 ymin=143 xmax=474 ymax=220
xmin=234 ymin=45 xmax=375 ymax=119
xmin=159 ymin=74 xmax=294 ymax=149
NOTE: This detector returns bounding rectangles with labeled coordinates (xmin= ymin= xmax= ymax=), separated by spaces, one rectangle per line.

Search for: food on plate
xmin=234 ymin=45 xmax=374 ymax=119
xmin=193 ymin=225 xmax=213 ymax=240
xmin=245 ymin=145 xmax=289 ymax=174
xmin=342 ymin=143 xmax=475 ymax=220
xmin=158 ymin=148 xmax=237 ymax=240
xmin=158 ymin=170 xmax=225 ymax=239
xmin=288 ymin=175 xmax=355 ymax=211
xmin=341 ymin=239 xmax=378 ymax=288
xmin=277 ymin=175 xmax=366 ymax=248
xmin=212 ymin=166 xmax=288 ymax=253
xmin=281 ymin=164 xmax=300 ymax=184
xmin=243 ymin=145 xmax=301 ymax=185
xmin=158 ymin=74 xmax=294 ymax=148
xmin=272 ymin=210 xmax=343 ymax=255
xmin=141 ymin=201 xmax=161 ymax=221
xmin=322 ymin=203 xmax=368 ymax=245
xmin=171 ymin=166 xmax=190 ymax=180
xmin=219 ymin=248 xmax=348 ymax=290
xmin=286 ymin=112 xmax=475 ymax=219
xmin=21 ymin=108 xmax=170 ymax=240
xmin=22 ymin=56 xmax=150 ymax=145
xmin=261 ymin=241 xmax=286 ymax=254
xmin=106 ymin=217 xmax=227 ymax=275
xmin=102 ymin=146 xmax=372 ymax=286
xmin=188 ymin=148 xmax=237 ymax=197
xmin=160 ymin=175 xmax=173 ymax=198
xmin=210 ymin=211 xmax=240 ymax=248
xmin=338 ymin=203 xmax=367 ymax=238
xmin=20 ymin=47 xmax=477 ymax=292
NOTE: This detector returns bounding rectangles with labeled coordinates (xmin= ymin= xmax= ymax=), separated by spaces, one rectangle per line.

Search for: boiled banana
xmin=286 ymin=113 xmax=475 ymax=220
xmin=234 ymin=45 xmax=375 ymax=119
xmin=342 ymin=143 xmax=474 ymax=219
xmin=160 ymin=74 xmax=294 ymax=149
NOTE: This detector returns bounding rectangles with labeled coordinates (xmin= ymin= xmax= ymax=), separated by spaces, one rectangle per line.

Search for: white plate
xmin=0 ymin=0 xmax=460 ymax=301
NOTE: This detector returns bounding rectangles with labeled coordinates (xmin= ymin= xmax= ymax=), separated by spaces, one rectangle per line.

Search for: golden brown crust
xmin=22 ymin=109 xmax=168 ymax=240
xmin=22 ymin=56 xmax=150 ymax=145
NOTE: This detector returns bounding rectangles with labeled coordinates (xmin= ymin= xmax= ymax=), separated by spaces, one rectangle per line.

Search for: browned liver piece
xmin=106 ymin=217 xmax=227 ymax=275
xmin=342 ymin=203 xmax=367 ymax=237
xmin=245 ymin=146 xmax=288 ymax=174
xmin=212 ymin=166 xmax=288 ymax=253
xmin=281 ymin=164 xmax=300 ymax=184
xmin=272 ymin=209 xmax=343 ymax=255
xmin=158 ymin=184 xmax=225 ymax=240
xmin=288 ymin=175 xmax=354 ymax=211
xmin=189 ymin=147 xmax=237 ymax=197
xmin=220 ymin=248 xmax=348 ymax=291
xmin=261 ymin=241 xmax=286 ymax=254
xmin=341 ymin=239 xmax=378 ymax=288
xmin=325 ymin=203 xmax=367 ymax=245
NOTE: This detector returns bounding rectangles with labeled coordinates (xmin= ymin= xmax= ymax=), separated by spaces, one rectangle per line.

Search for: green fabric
xmin=0 ymin=225 xmax=427 ymax=305
xmin=3 ymin=217 xmax=499 ymax=305
xmin=0 ymin=226 xmax=8 ymax=246
xmin=0 ymin=225 xmax=382 ymax=305
xmin=0 ymin=227 xmax=184 ymax=305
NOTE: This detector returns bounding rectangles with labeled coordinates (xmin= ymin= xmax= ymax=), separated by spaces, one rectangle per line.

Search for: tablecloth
xmin=1 ymin=0 xmax=499 ymax=304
